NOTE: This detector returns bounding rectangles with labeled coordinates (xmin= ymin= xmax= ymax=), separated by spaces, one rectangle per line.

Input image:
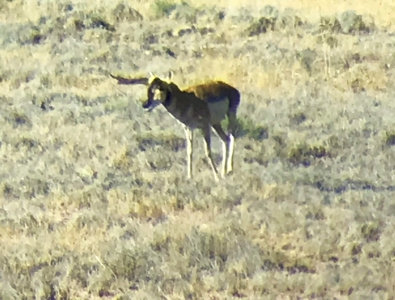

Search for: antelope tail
xmin=228 ymin=88 xmax=241 ymax=114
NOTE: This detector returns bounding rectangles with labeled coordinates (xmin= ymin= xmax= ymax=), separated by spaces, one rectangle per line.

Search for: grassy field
xmin=1 ymin=0 xmax=395 ymax=299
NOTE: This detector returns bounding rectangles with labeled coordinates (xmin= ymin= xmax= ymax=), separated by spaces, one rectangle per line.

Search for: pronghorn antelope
xmin=110 ymin=72 xmax=241 ymax=181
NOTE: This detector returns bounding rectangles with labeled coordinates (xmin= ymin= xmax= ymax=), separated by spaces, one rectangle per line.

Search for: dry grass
xmin=1 ymin=0 xmax=395 ymax=299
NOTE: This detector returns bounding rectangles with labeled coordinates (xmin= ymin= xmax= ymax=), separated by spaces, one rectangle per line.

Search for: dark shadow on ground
xmin=310 ymin=179 xmax=395 ymax=195
xmin=232 ymin=117 xmax=269 ymax=141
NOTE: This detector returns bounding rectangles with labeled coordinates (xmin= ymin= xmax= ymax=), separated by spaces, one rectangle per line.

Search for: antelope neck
xmin=163 ymin=90 xmax=172 ymax=107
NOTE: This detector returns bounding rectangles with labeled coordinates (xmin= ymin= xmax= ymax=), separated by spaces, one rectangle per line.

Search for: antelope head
xmin=110 ymin=71 xmax=174 ymax=112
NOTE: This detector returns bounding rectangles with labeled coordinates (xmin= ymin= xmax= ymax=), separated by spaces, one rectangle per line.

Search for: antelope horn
xmin=110 ymin=74 xmax=149 ymax=85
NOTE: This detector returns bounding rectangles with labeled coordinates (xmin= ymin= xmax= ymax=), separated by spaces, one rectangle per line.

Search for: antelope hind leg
xmin=184 ymin=127 xmax=194 ymax=179
xmin=202 ymin=126 xmax=219 ymax=181
xmin=212 ymin=124 xmax=231 ymax=177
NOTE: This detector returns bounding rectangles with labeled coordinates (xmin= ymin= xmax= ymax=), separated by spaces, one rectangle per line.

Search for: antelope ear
xmin=167 ymin=70 xmax=174 ymax=81
xmin=148 ymin=72 xmax=157 ymax=83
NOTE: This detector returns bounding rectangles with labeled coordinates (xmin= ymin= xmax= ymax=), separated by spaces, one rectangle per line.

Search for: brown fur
xmin=110 ymin=72 xmax=241 ymax=180
xmin=185 ymin=81 xmax=241 ymax=114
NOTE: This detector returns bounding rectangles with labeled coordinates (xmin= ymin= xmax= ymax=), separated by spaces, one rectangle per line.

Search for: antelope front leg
xmin=184 ymin=127 xmax=193 ymax=179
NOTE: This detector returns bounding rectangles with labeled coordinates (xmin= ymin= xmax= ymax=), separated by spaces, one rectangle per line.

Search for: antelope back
xmin=185 ymin=81 xmax=239 ymax=124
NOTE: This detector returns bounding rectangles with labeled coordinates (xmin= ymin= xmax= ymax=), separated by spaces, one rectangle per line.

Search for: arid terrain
xmin=1 ymin=0 xmax=395 ymax=299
